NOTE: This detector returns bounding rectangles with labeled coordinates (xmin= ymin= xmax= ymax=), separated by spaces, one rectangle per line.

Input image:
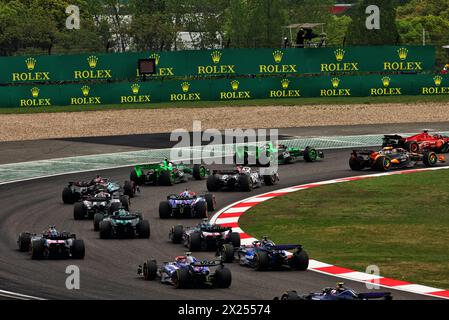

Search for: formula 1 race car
xmin=218 ymin=237 xmax=309 ymax=271
xmin=274 ymin=283 xmax=393 ymax=300
xmin=234 ymin=142 xmax=323 ymax=166
xmin=349 ymin=147 xmax=444 ymax=171
xmin=137 ymin=253 xmax=232 ymax=289
xmin=169 ymin=219 xmax=241 ymax=252
xmin=159 ymin=190 xmax=215 ymax=219
xmin=98 ymin=208 xmax=150 ymax=239
xmin=382 ymin=131 xmax=449 ymax=153
xmin=17 ymin=226 xmax=85 ymax=260
xmin=206 ymin=166 xmax=279 ymax=192
xmin=62 ymin=176 xmax=135 ymax=204
xmin=130 ymin=159 xmax=208 ymax=186
xmin=73 ymin=187 xmax=130 ymax=220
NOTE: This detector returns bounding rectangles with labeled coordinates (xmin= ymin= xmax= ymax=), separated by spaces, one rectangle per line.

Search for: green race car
xmin=234 ymin=142 xmax=323 ymax=166
xmin=130 ymin=159 xmax=208 ymax=186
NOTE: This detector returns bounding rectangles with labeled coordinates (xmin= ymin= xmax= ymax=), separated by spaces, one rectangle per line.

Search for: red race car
xmin=382 ymin=131 xmax=449 ymax=153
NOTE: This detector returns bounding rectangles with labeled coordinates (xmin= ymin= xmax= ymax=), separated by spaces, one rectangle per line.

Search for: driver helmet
xmin=241 ymin=167 xmax=251 ymax=174
xmin=117 ymin=208 xmax=127 ymax=216
xmin=185 ymin=252 xmax=195 ymax=264
xmin=48 ymin=226 xmax=58 ymax=237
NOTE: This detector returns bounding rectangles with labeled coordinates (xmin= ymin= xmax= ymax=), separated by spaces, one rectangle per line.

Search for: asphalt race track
xmin=0 ymin=148 xmax=440 ymax=300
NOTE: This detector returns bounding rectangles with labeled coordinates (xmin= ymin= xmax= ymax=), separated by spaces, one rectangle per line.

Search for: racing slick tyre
xmin=195 ymin=201 xmax=208 ymax=219
xmin=263 ymin=174 xmax=277 ymax=186
xmin=205 ymin=193 xmax=216 ymax=212
xmin=214 ymin=267 xmax=232 ymax=288
xmin=159 ymin=201 xmax=171 ymax=219
xmin=193 ymin=164 xmax=207 ymax=180
xmin=173 ymin=268 xmax=191 ymax=289
xmin=18 ymin=232 xmax=32 ymax=252
xmin=290 ymin=250 xmax=309 ymax=271
xmin=99 ymin=221 xmax=112 ymax=239
xmin=373 ymin=156 xmax=391 ymax=171
xmin=206 ymin=175 xmax=221 ymax=192
xmin=187 ymin=232 xmax=202 ymax=251
xmin=238 ymin=174 xmax=252 ymax=192
xmin=109 ymin=202 xmax=121 ymax=215
xmin=130 ymin=170 xmax=145 ymax=186
xmin=73 ymin=202 xmax=86 ymax=220
xmin=93 ymin=213 xmax=104 ymax=231
xmin=303 ymin=147 xmax=318 ymax=162
xmin=228 ymin=232 xmax=241 ymax=248
xmin=120 ymin=195 xmax=130 ymax=211
xmin=254 ymin=251 xmax=270 ymax=271
xmin=405 ymin=141 xmax=420 ymax=153
xmin=62 ymin=187 xmax=76 ymax=204
xmin=280 ymin=291 xmax=300 ymax=300
xmin=170 ymin=225 xmax=184 ymax=244
xmin=423 ymin=151 xmax=438 ymax=167
xmin=159 ymin=170 xmax=174 ymax=186
xmin=143 ymin=259 xmax=158 ymax=281
xmin=71 ymin=240 xmax=85 ymax=259
xmin=137 ymin=220 xmax=151 ymax=239
xmin=220 ymin=243 xmax=235 ymax=263
xmin=31 ymin=240 xmax=45 ymax=260
xmin=349 ymin=156 xmax=364 ymax=171
xmin=123 ymin=180 xmax=135 ymax=198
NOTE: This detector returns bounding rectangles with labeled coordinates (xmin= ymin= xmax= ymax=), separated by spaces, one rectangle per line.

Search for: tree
xmin=346 ymin=0 xmax=400 ymax=45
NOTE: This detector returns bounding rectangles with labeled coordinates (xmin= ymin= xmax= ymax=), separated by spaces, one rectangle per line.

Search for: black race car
xmin=274 ymin=283 xmax=393 ymax=300
xmin=159 ymin=190 xmax=215 ymax=219
xmin=17 ymin=226 xmax=85 ymax=260
xmin=62 ymin=176 xmax=135 ymax=204
xmin=169 ymin=219 xmax=241 ymax=252
xmin=206 ymin=166 xmax=279 ymax=192
xmin=349 ymin=147 xmax=443 ymax=171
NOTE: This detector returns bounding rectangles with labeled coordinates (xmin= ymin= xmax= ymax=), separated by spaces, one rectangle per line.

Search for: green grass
xmin=1 ymin=95 xmax=448 ymax=114
xmin=240 ymin=170 xmax=449 ymax=289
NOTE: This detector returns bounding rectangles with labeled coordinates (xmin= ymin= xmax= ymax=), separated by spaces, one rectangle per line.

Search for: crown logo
xmin=397 ymin=48 xmax=409 ymax=60
xmin=381 ymin=76 xmax=391 ymax=87
xmin=87 ymin=56 xmax=98 ymax=68
xmin=334 ymin=49 xmax=345 ymax=62
xmin=434 ymin=76 xmax=443 ymax=86
xmin=181 ymin=82 xmax=190 ymax=93
xmin=150 ymin=53 xmax=160 ymax=66
xmin=31 ymin=87 xmax=40 ymax=98
xmin=81 ymin=85 xmax=90 ymax=97
xmin=281 ymin=79 xmax=290 ymax=89
xmin=331 ymin=77 xmax=340 ymax=88
xmin=131 ymin=84 xmax=140 ymax=95
xmin=273 ymin=50 xmax=284 ymax=64
xmin=25 ymin=58 xmax=36 ymax=71
xmin=211 ymin=51 xmax=222 ymax=64
xmin=230 ymin=80 xmax=240 ymax=91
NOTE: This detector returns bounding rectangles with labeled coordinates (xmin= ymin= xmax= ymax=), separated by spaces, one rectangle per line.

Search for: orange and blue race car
xmin=349 ymin=147 xmax=445 ymax=171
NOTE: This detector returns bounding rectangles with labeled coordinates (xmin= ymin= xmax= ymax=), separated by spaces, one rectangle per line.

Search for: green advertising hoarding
xmin=2 ymin=74 xmax=448 ymax=109
xmin=0 ymin=46 xmax=435 ymax=84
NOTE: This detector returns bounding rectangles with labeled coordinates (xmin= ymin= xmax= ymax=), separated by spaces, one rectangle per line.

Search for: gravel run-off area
xmin=1 ymin=102 xmax=449 ymax=142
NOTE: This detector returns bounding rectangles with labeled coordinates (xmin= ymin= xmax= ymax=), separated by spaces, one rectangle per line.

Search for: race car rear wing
xmin=269 ymin=244 xmax=302 ymax=251
xmin=201 ymin=226 xmax=232 ymax=233
xmin=191 ymin=260 xmax=224 ymax=267
xmin=212 ymin=169 xmax=239 ymax=175
xmin=85 ymin=197 xmax=110 ymax=202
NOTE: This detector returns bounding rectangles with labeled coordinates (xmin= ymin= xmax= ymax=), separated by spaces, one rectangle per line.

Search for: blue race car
xmin=274 ymin=283 xmax=393 ymax=300
xmin=137 ymin=253 xmax=232 ymax=289
xmin=159 ymin=190 xmax=216 ymax=219
xmin=218 ymin=236 xmax=309 ymax=270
